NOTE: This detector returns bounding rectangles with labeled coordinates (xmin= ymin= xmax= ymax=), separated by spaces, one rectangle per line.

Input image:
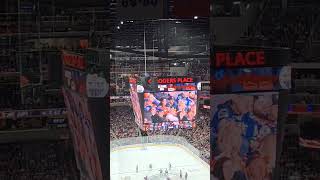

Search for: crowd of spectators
xmin=0 ymin=91 xmax=65 ymax=110
xmin=247 ymin=4 xmax=320 ymax=60
xmin=292 ymin=69 xmax=320 ymax=94
xmin=188 ymin=62 xmax=210 ymax=81
xmin=110 ymin=107 xmax=140 ymax=140
xmin=0 ymin=85 xmax=20 ymax=110
xmin=289 ymin=94 xmax=320 ymax=104
xmin=0 ymin=9 xmax=105 ymax=35
xmin=0 ymin=141 xmax=79 ymax=180
xmin=0 ymin=58 xmax=17 ymax=73
xmin=0 ymin=115 xmax=67 ymax=131
xmin=176 ymin=110 xmax=210 ymax=161
xmin=110 ymin=106 xmax=210 ymax=162
xmin=279 ymin=135 xmax=320 ymax=180
xmin=110 ymin=98 xmax=131 ymax=105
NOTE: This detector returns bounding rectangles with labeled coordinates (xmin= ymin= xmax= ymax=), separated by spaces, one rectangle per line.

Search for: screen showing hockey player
xmin=144 ymin=91 xmax=197 ymax=131
xmin=211 ymin=92 xmax=278 ymax=180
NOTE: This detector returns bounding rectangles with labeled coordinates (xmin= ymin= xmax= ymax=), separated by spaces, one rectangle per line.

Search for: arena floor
xmin=110 ymin=143 xmax=210 ymax=180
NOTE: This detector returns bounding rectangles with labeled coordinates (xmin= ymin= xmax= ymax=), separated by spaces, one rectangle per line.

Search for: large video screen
xmin=62 ymin=88 xmax=103 ymax=180
xmin=211 ymin=92 xmax=278 ymax=180
xmin=143 ymin=91 xmax=197 ymax=130
xmin=129 ymin=77 xmax=144 ymax=130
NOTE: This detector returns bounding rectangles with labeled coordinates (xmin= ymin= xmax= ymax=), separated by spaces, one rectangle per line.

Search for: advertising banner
xmin=62 ymin=49 xmax=109 ymax=180
xmin=63 ymin=88 xmax=103 ymax=180
xmin=211 ymin=46 xmax=290 ymax=180
xmin=86 ymin=74 xmax=108 ymax=98
xmin=129 ymin=77 xmax=144 ymax=130
xmin=145 ymin=76 xmax=200 ymax=92
xmin=63 ymin=50 xmax=108 ymax=98
xmin=62 ymin=51 xmax=86 ymax=70
xmin=212 ymin=66 xmax=291 ymax=94
xmin=64 ymin=68 xmax=87 ymax=95
xmin=211 ymin=92 xmax=279 ymax=180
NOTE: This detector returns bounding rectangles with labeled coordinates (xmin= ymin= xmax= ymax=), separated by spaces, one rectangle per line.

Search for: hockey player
xmin=212 ymin=100 xmax=237 ymax=134
xmin=169 ymin=162 xmax=171 ymax=170
xmin=240 ymin=96 xmax=277 ymax=158
xmin=136 ymin=165 xmax=138 ymax=173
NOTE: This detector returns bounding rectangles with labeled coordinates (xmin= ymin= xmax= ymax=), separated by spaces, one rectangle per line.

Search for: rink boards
xmin=110 ymin=143 xmax=209 ymax=180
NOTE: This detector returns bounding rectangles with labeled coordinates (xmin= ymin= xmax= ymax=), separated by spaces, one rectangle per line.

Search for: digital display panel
xmin=215 ymin=51 xmax=266 ymax=68
xmin=211 ymin=92 xmax=278 ymax=180
xmin=129 ymin=77 xmax=144 ymax=130
xmin=212 ymin=47 xmax=290 ymax=68
xmin=143 ymin=91 xmax=197 ymax=131
xmin=62 ymin=88 xmax=103 ymax=180
xmin=144 ymin=77 xmax=199 ymax=92
xmin=212 ymin=66 xmax=291 ymax=94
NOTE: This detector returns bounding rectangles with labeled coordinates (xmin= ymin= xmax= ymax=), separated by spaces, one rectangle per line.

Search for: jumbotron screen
xmin=62 ymin=88 xmax=103 ymax=180
xmin=129 ymin=76 xmax=200 ymax=131
xmin=211 ymin=92 xmax=278 ymax=180
xmin=143 ymin=91 xmax=197 ymax=130
xmin=129 ymin=77 xmax=144 ymax=130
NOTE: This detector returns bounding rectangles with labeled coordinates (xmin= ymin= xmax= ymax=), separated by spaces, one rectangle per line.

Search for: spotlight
xmin=120 ymin=21 xmax=124 ymax=24
xmin=117 ymin=26 xmax=120 ymax=29
xmin=194 ymin=16 xmax=198 ymax=19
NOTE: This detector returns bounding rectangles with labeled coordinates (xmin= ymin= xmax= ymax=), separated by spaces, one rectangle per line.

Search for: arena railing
xmin=110 ymin=135 xmax=203 ymax=161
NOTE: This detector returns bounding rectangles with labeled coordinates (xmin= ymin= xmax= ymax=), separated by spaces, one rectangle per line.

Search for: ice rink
xmin=111 ymin=144 xmax=210 ymax=180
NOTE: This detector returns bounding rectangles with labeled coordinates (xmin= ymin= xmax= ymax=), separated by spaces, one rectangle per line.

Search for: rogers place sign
xmin=215 ymin=51 xmax=265 ymax=68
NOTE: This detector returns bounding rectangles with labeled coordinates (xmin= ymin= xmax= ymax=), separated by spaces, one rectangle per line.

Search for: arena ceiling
xmin=109 ymin=0 xmax=210 ymax=62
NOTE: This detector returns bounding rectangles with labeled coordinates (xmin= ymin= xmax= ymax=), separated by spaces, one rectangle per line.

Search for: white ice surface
xmin=111 ymin=144 xmax=210 ymax=180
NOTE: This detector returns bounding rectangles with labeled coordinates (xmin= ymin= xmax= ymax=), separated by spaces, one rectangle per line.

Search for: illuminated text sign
xmin=215 ymin=51 xmax=265 ymax=68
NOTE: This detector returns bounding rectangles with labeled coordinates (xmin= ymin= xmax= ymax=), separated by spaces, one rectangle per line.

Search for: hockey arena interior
xmin=110 ymin=17 xmax=210 ymax=180
xmin=0 ymin=0 xmax=320 ymax=180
